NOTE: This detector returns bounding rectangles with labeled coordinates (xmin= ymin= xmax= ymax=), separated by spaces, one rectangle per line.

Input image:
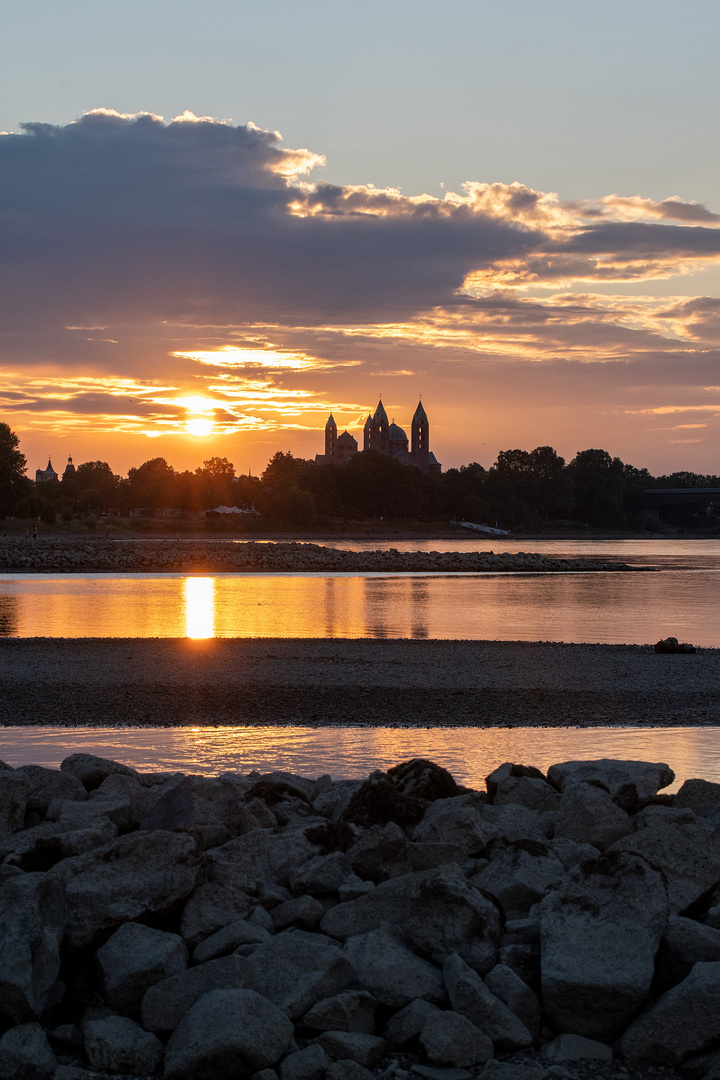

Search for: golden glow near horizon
xmin=184 ymin=577 xmax=215 ymax=639
xmin=186 ymin=417 xmax=215 ymax=437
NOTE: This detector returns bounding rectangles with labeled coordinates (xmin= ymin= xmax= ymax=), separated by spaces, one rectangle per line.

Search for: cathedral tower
xmin=325 ymin=413 xmax=337 ymax=463
xmin=411 ymin=400 xmax=429 ymax=472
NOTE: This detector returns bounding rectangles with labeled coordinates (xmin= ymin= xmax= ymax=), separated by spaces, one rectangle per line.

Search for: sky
xmin=3 ymin=0 xmax=720 ymax=478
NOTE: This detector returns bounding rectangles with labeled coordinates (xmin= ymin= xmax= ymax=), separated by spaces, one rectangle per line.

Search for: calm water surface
xmin=1 ymin=724 xmax=718 ymax=790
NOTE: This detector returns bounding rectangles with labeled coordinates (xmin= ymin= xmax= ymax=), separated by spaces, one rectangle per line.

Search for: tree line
xmin=1 ymin=422 xmax=718 ymax=531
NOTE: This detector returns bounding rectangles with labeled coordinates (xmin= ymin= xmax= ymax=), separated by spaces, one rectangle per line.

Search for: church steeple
xmin=411 ymin=400 xmax=429 ymax=471
xmin=325 ymin=413 xmax=337 ymax=462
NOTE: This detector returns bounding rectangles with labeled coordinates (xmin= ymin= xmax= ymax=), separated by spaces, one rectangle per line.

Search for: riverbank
xmin=1 ymin=638 xmax=715 ymax=727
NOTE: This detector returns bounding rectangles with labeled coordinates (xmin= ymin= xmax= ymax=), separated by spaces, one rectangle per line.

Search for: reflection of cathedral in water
xmin=316 ymin=400 xmax=442 ymax=474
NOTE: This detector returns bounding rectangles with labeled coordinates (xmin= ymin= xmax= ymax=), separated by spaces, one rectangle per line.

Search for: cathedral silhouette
xmin=316 ymin=400 xmax=441 ymax=473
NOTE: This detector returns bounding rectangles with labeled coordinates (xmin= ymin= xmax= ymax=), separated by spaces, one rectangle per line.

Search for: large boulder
xmin=486 ymin=764 xmax=557 ymax=811
xmin=343 ymin=928 xmax=445 ymax=1008
xmin=383 ymin=997 xmax=440 ymax=1047
xmin=655 ymin=916 xmax=720 ymax=990
xmin=321 ymin=864 xmax=501 ymax=972
xmin=50 ymin=830 xmax=200 ymax=947
xmin=84 ymin=1014 xmax=164 ymax=1076
xmin=546 ymin=759 xmax=674 ymax=802
xmin=246 ymin=929 xmax=355 ymax=1020
xmin=346 ymin=822 xmax=412 ymax=883
xmin=163 ymin=988 xmax=294 ymax=1079
xmin=0 ymin=774 xmax=28 ymax=836
xmin=675 ymin=778 xmax=720 ymax=819
xmin=96 ymin=921 xmax=188 ymax=1015
xmin=608 ymin=821 xmax=720 ymax=912
xmin=443 ymin=952 xmax=532 ymax=1051
xmin=387 ymin=759 xmax=461 ymax=801
xmin=207 ymin=827 xmax=321 ymax=890
xmin=315 ymin=1031 xmax=386 ymax=1068
xmin=303 ymin=990 xmax=377 ymax=1034
xmin=290 ymin=851 xmax=358 ymax=895
xmin=179 ymin=881 xmax=255 ymax=947
xmin=0 ymin=1022 xmax=58 ymax=1080
xmin=0 ymin=873 xmax=67 ymax=1022
xmin=552 ymin=783 xmax=634 ymax=850
xmin=341 ymin=777 xmax=427 ymax=829
xmin=540 ymin=851 xmax=667 ymax=1040
xmin=193 ymin=918 xmax=270 ymax=964
xmin=470 ymin=842 xmax=564 ymax=916
xmin=60 ymin=753 xmax=140 ymax=792
xmin=420 ymin=1010 xmax=493 ymax=1068
xmin=0 ymin=818 xmax=118 ymax=872
xmin=141 ymin=774 xmax=259 ymax=843
xmin=485 ymin=963 xmax=541 ymax=1040
xmin=412 ymin=793 xmax=493 ymax=855
xmin=622 ymin=961 xmax=720 ymax=1067
xmin=14 ymin=765 xmax=86 ymax=818
xmin=141 ymin=954 xmax=252 ymax=1033
xmin=481 ymin=804 xmax=549 ymax=844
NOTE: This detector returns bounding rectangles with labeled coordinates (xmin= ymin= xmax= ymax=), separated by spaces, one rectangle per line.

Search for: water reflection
xmin=184 ymin=577 xmax=215 ymax=639
xmin=0 ymin=595 xmax=18 ymax=636
xmin=2 ymin=724 xmax=720 ymax=791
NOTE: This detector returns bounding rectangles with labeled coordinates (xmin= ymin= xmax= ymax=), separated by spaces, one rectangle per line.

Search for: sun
xmin=186 ymin=417 xmax=214 ymax=437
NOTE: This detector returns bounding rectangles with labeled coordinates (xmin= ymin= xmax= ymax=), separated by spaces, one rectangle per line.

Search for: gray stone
xmin=303 ymin=990 xmax=377 ymax=1034
xmin=291 ymin=851 xmax=357 ymax=894
xmin=208 ymin=826 xmax=323 ymax=890
xmin=0 ymin=818 xmax=118 ymax=872
xmin=140 ymin=773 xmax=258 ymax=839
xmin=675 ymin=778 xmax=720 ymax=818
xmin=346 ymin=822 xmax=413 ymax=882
xmin=192 ymin=917 xmax=270 ymax=963
xmin=164 ymin=988 xmax=294 ymax=1079
xmin=48 ymin=795 xmax=133 ymax=833
xmin=338 ymin=879 xmax=375 ymax=902
xmin=51 ymin=829 xmax=199 ymax=948
xmin=141 ymin=954 xmax=252 ymax=1032
xmin=482 ymin=804 xmax=549 ymax=844
xmin=344 ymin=928 xmax=446 ymax=1008
xmin=84 ymin=1014 xmax=164 ymax=1076
xmin=413 ymin=794 xmax=495 ymax=855
xmin=485 ymin=963 xmax=541 ymax=1040
xmin=14 ymin=765 xmax=86 ymax=817
xmin=0 ymin=774 xmax=28 ymax=836
xmin=60 ymin=753 xmax=139 ymax=792
xmin=414 ymin=1068 xmax=473 ymax=1080
xmin=546 ymin=759 xmax=674 ymax=801
xmin=316 ymin=1031 xmax=386 ymax=1068
xmin=633 ymin=804 xmax=696 ymax=828
xmin=247 ymin=928 xmax=355 ymax=1020
xmin=608 ymin=821 xmax=720 ymax=912
xmin=321 ymin=864 xmax=501 ymax=973
xmin=325 ymin=1063 xmax=374 ymax=1080
xmin=251 ymin=1072 xmax=280 ymax=1080
xmin=656 ymin=916 xmax=720 ymax=989
xmin=384 ymin=997 xmax=441 ymax=1047
xmin=552 ymin=783 xmax=634 ymax=850
xmin=540 ymin=851 xmax=667 ymax=1040
xmin=470 ymin=845 xmax=564 ymax=916
xmin=420 ymin=1010 xmax=493 ymax=1068
xmin=548 ymin=838 xmax=600 ymax=871
xmin=97 ymin=921 xmax=187 ymax=1015
xmin=407 ymin=841 xmax=468 ymax=873
xmin=312 ymin=779 xmax=362 ymax=821
xmin=180 ymin=880 xmax=255 ymax=947
xmin=90 ymin=772 xmax=168 ymax=828
xmin=443 ymin=953 xmax=532 ymax=1051
xmin=479 ymin=1063 xmax=546 ymax=1080
xmin=490 ymin=772 xmax=559 ymax=811
xmin=272 ymin=895 xmax=324 ymax=931
xmin=0 ymin=1023 xmax=58 ymax=1080
xmin=541 ymin=1034 xmax=613 ymax=1062
xmin=622 ymin=961 xmax=720 ymax=1067
xmin=0 ymin=872 xmax=67 ymax=1021
xmin=279 ymin=1044 xmax=330 ymax=1080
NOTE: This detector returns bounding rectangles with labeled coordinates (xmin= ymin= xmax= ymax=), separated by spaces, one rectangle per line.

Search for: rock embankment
xmin=0 ymin=754 xmax=718 ymax=1080
xmin=0 ymin=538 xmax=635 ymax=574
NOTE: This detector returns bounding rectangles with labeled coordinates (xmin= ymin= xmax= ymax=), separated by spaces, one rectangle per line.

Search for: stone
xmin=540 ymin=1034 xmax=613 ymax=1062
xmin=675 ymin=778 xmax=720 ymax=818
xmin=552 ymin=783 xmax=634 ymax=850
xmin=347 ymin=822 xmax=413 ymax=883
xmin=14 ymin=765 xmax=86 ymax=817
xmin=344 ymin=928 xmax=446 ymax=1008
xmin=548 ymin=838 xmax=600 ymax=871
xmin=141 ymin=954 xmax=252 ymax=1032
xmin=60 ymin=753 xmax=139 ymax=792
xmin=0 ymin=1022 xmax=58 ymax=1080
xmin=387 ymin=758 xmax=461 ymax=801
xmin=141 ymin=774 xmax=258 ymax=839
xmin=479 ymin=1061 xmax=545 ymax=1080
xmin=443 ymin=953 xmax=532 ymax=1051
xmin=312 ymin=779 xmax=362 ymax=821
xmin=316 ymin=1031 xmax=387 ymax=1068
xmin=470 ymin=844 xmax=564 ymax=916
xmin=0 ymin=818 xmax=118 ymax=872
xmin=192 ymin=918 xmax=270 ymax=964
xmin=341 ymin=777 xmax=428 ymax=829
xmin=540 ymin=851 xmax=667 ymax=1040
xmin=290 ymin=851 xmax=357 ymax=894
xmin=420 ymin=1010 xmax=493 ymax=1068
xmin=207 ymin=826 xmax=322 ymax=890
xmin=279 ymin=1044 xmax=330 ymax=1080
xmin=321 ymin=865 xmax=501 ymax=973
xmin=484 ymin=963 xmax=541 ymax=1040
xmin=482 ymin=804 xmax=549 ymax=844
xmin=413 ymin=794 xmax=494 ymax=855
xmin=489 ymin=772 xmax=558 ymax=812
xmin=272 ymin=895 xmax=324 ymax=930
xmin=180 ymin=881 xmax=255 ymax=947
xmin=546 ymin=759 xmax=674 ymax=802
xmin=51 ymin=829 xmax=199 ymax=947
xmin=164 ymin=988 xmax=294 ymax=1079
xmin=655 ymin=637 xmax=696 ymax=654
xmin=325 ymin=1063 xmax=374 ymax=1080
xmin=486 ymin=763 xmax=546 ymax=798
xmin=608 ymin=821 xmax=720 ymax=913
xmin=303 ymin=990 xmax=377 ymax=1034
xmin=84 ymin=1014 xmax=164 ymax=1076
xmin=251 ymin=1072 xmax=280 ymax=1080
xmin=0 ymin=774 xmax=28 ymax=836
xmin=655 ymin=916 xmax=720 ymax=990
xmin=96 ymin=921 xmax=188 ymax=1015
xmin=414 ymin=1069 xmax=473 ymax=1080
xmin=0 ymin=872 xmax=67 ymax=1021
xmin=496 ymin=943 xmax=540 ymax=995
xmin=247 ymin=928 xmax=355 ymax=1020
xmin=407 ymin=841 xmax=468 ymax=873
xmin=623 ymin=961 xmax=720 ymax=1067
xmin=48 ymin=795 xmax=133 ymax=833
xmin=384 ymin=997 xmax=440 ymax=1046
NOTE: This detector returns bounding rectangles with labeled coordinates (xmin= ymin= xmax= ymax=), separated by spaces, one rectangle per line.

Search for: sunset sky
xmin=3 ymin=0 xmax=720 ymax=477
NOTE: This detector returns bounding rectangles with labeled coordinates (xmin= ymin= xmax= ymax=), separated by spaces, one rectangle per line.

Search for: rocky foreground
xmin=0 ymin=538 xmax=635 ymax=574
xmin=1 ymin=755 xmax=720 ymax=1080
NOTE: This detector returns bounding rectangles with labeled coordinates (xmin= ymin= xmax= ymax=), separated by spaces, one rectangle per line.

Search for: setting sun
xmin=186 ymin=416 xmax=214 ymax=437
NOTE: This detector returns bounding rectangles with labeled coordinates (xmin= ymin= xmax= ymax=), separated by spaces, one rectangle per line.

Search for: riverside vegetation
xmin=1 ymin=754 xmax=720 ymax=1080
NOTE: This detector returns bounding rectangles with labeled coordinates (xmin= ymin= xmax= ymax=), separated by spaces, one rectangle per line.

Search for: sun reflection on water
xmin=184 ymin=577 xmax=215 ymax=639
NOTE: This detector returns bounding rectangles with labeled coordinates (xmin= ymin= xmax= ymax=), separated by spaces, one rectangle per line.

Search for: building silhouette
xmin=35 ymin=459 xmax=58 ymax=483
xmin=317 ymin=400 xmax=441 ymax=473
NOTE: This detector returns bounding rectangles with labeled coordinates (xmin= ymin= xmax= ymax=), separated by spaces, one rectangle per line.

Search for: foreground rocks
xmin=0 ymin=753 xmax=717 ymax=1080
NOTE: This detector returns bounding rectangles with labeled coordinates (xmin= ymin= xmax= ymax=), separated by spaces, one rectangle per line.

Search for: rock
xmin=540 ymin=1033 xmax=613 ymax=1062
xmin=321 ymin=865 xmax=501 ymax=972
xmin=486 ymin=763 xmax=546 ymax=798
xmin=487 ymin=768 xmax=558 ymax=812
xmin=413 ymin=794 xmax=493 ymax=855
xmin=0 ymin=774 xmax=28 ymax=836
xmin=420 ymin=1010 xmax=493 ymax=1068
xmin=414 ymin=1069 xmax=473 ymax=1080
xmin=164 ymin=988 xmax=294 ymax=1079
xmin=387 ymin=759 xmax=461 ymax=801
xmin=312 ymin=780 xmax=362 ymax=821
xmin=608 ymin=821 xmax=720 ymax=912
xmin=345 ymin=928 xmax=446 ymax=1008
xmin=272 ymin=895 xmax=324 ymax=931
xmin=383 ymin=997 xmax=440 ymax=1046
xmin=482 ymin=804 xmax=549 ymax=844
xmin=141 ymin=774 xmax=258 ymax=841
xmin=675 ymin=778 xmax=720 ymax=818
xmin=484 ymin=963 xmax=541 ymax=1040
xmin=316 ymin=1031 xmax=386 ymax=1068
xmin=96 ymin=921 xmax=188 ymax=1015
xmin=623 ymin=961 xmax=720 ymax=1067
xmin=540 ymin=851 xmax=667 ymax=1040
xmin=548 ymin=838 xmax=601 ymax=871
xmin=14 ymin=765 xmax=87 ymax=821
xmin=84 ymin=1014 xmax=164 ymax=1075
xmin=443 ymin=953 xmax=532 ymax=1051
xmin=60 ymin=753 xmax=139 ymax=792
xmin=546 ymin=759 xmax=674 ymax=802
xmin=407 ymin=841 xmax=468 ymax=873
xmin=290 ymin=851 xmax=357 ymax=895
xmin=552 ymin=783 xmax=634 ymax=850
xmin=341 ymin=777 xmax=427 ymax=829
xmin=655 ymin=637 xmax=696 ymax=653
xmin=0 ymin=872 xmax=67 ymax=1021
xmin=496 ymin=943 xmax=540 ymax=994
xmin=51 ymin=830 xmax=199 ymax=948
xmin=279 ymin=1044 xmax=330 ymax=1080
xmin=655 ymin=916 xmax=720 ymax=990
xmin=303 ymin=990 xmax=377 ymax=1034
xmin=470 ymin=843 xmax=564 ymax=916
xmin=0 ymin=818 xmax=118 ymax=872
xmin=180 ymin=880 xmax=256 ymax=947
xmin=207 ymin=826 xmax=321 ymax=890
xmin=141 ymin=954 xmax=252 ymax=1032
xmin=251 ymin=1072 xmax=280 ymax=1080
xmin=325 ymin=1063 xmax=374 ymax=1080
xmin=89 ymin=773 xmax=166 ymax=829
xmin=346 ymin=822 xmax=413 ymax=883
xmin=0 ymin=1022 xmax=58 ymax=1080
xmin=193 ymin=918 xmax=270 ymax=964
xmin=48 ymin=795 xmax=133 ymax=833
xmin=479 ymin=1063 xmax=546 ymax=1080
xmin=246 ymin=928 xmax=355 ymax=1020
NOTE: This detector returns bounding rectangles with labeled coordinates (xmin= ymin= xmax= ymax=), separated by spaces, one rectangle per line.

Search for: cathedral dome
xmin=388 ymin=422 xmax=407 ymax=442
